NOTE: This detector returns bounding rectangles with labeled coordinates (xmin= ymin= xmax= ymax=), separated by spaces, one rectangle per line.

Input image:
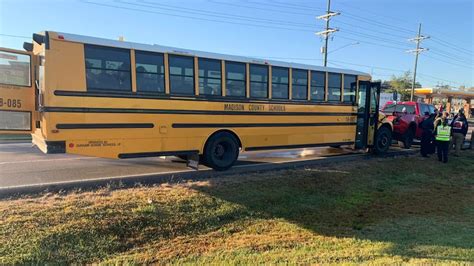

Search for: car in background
xmin=381 ymin=101 xmax=436 ymax=148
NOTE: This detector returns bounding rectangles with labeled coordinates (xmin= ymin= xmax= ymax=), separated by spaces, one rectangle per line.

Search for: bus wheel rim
xmin=214 ymin=143 xmax=225 ymax=158
xmin=378 ymin=132 xmax=388 ymax=147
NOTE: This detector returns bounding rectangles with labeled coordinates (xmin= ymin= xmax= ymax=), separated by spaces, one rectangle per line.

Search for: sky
xmin=0 ymin=0 xmax=473 ymax=88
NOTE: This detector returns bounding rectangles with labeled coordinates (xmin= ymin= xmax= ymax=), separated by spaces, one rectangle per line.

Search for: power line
xmin=125 ymin=0 xmax=316 ymax=28
xmin=81 ymin=0 xmax=315 ymax=32
xmin=333 ymin=20 xmax=411 ymax=40
xmin=261 ymin=0 xmax=417 ymax=35
xmin=424 ymin=54 xmax=473 ymax=69
xmin=430 ymin=37 xmax=473 ymax=56
xmin=429 ymin=49 xmax=472 ymax=65
xmin=339 ymin=29 xmax=412 ymax=48
xmin=336 ymin=36 xmax=407 ymax=51
xmin=246 ymin=0 xmax=325 ymax=12
xmin=330 ymin=1 xmax=417 ymax=29
xmin=269 ymin=0 xmax=472 ymax=57
xmin=211 ymin=0 xmax=472 ymax=65
xmin=0 ymin=34 xmax=29 ymax=39
xmin=208 ymin=0 xmax=316 ymax=17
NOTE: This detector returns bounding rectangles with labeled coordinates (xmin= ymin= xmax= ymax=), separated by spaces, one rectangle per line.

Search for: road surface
xmin=0 ymin=143 xmax=367 ymax=191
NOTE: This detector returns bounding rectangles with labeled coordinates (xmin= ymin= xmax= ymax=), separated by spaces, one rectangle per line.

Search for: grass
xmin=1 ymin=150 xmax=473 ymax=264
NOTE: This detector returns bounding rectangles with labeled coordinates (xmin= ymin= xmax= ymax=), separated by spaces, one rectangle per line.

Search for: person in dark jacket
xmin=419 ymin=112 xmax=436 ymax=157
xmin=450 ymin=109 xmax=469 ymax=156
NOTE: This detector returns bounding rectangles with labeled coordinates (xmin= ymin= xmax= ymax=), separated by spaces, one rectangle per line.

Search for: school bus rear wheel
xmin=203 ymin=132 xmax=239 ymax=171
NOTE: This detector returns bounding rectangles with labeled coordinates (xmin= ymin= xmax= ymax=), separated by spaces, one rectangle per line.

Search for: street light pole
xmin=328 ymin=42 xmax=359 ymax=54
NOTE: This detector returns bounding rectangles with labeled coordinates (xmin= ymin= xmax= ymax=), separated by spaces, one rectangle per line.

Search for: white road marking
xmin=0 ymin=157 xmax=96 ymax=165
xmin=0 ymin=153 xmax=366 ymax=190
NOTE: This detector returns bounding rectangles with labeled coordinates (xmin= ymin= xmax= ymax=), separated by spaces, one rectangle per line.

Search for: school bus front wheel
xmin=373 ymin=125 xmax=393 ymax=154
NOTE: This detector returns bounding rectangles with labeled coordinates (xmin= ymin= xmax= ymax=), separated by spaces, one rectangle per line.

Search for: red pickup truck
xmin=381 ymin=101 xmax=437 ymax=148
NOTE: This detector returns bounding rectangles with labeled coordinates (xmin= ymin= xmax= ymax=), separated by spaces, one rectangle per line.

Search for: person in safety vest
xmin=434 ymin=117 xmax=452 ymax=163
xmin=450 ymin=109 xmax=469 ymax=156
xmin=434 ymin=111 xmax=448 ymax=130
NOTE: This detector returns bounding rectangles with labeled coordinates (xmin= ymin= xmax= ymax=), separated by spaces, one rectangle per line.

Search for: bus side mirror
xmin=33 ymin=33 xmax=44 ymax=45
xmin=23 ymin=42 xmax=33 ymax=52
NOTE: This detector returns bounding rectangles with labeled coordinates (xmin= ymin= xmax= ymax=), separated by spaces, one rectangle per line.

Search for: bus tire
xmin=203 ymin=132 xmax=239 ymax=171
xmin=374 ymin=125 xmax=392 ymax=154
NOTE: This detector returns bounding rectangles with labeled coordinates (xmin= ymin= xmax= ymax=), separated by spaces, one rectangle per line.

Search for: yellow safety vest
xmin=436 ymin=125 xmax=451 ymax=142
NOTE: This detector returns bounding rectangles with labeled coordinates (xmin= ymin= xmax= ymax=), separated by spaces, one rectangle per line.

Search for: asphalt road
xmin=0 ymin=143 xmax=364 ymax=190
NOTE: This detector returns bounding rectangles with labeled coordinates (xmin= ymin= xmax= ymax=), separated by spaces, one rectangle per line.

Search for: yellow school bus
xmin=0 ymin=31 xmax=392 ymax=170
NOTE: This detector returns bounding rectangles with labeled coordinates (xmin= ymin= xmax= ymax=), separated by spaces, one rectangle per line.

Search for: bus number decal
xmin=0 ymin=98 xmax=22 ymax=109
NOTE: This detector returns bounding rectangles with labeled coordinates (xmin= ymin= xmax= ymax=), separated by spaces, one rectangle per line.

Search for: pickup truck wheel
xmin=398 ymin=128 xmax=414 ymax=149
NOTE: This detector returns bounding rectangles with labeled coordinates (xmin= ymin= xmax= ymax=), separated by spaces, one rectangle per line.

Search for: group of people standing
xmin=419 ymin=109 xmax=469 ymax=163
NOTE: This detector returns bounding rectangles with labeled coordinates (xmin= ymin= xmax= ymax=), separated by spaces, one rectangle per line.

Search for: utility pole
xmin=407 ymin=23 xmax=429 ymax=101
xmin=316 ymin=0 xmax=340 ymax=67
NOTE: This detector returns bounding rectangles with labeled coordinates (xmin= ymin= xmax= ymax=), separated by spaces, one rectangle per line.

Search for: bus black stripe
xmin=56 ymin=123 xmax=154 ymax=129
xmin=118 ymin=150 xmax=199 ymax=159
xmin=172 ymin=122 xmax=356 ymax=128
xmin=246 ymin=142 xmax=354 ymax=151
xmin=42 ymin=107 xmax=357 ymax=116
xmin=54 ymin=90 xmax=355 ymax=106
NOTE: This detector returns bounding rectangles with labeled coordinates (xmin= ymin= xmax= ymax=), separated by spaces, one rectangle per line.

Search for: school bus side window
xmin=199 ymin=58 xmax=222 ymax=96
xmin=343 ymin=74 xmax=357 ymax=103
xmin=249 ymin=64 xmax=268 ymax=98
xmin=168 ymin=55 xmax=195 ymax=95
xmin=311 ymin=71 xmax=325 ymax=101
xmin=225 ymin=61 xmax=246 ymax=97
xmin=292 ymin=69 xmax=308 ymax=100
xmin=271 ymin=66 xmax=289 ymax=99
xmin=328 ymin=73 xmax=342 ymax=102
xmin=135 ymin=51 xmax=165 ymax=93
xmin=84 ymin=44 xmax=131 ymax=91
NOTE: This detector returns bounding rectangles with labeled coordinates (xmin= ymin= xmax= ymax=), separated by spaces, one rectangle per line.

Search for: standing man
xmin=420 ymin=112 xmax=436 ymax=157
xmin=450 ymin=109 xmax=469 ymax=156
xmin=435 ymin=117 xmax=451 ymax=163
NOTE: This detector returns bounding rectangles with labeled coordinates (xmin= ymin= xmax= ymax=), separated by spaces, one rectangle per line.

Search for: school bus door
xmin=355 ymin=81 xmax=381 ymax=149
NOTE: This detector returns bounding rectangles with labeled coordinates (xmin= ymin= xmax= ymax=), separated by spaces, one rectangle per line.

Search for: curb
xmin=0 ymin=149 xmax=416 ymax=198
